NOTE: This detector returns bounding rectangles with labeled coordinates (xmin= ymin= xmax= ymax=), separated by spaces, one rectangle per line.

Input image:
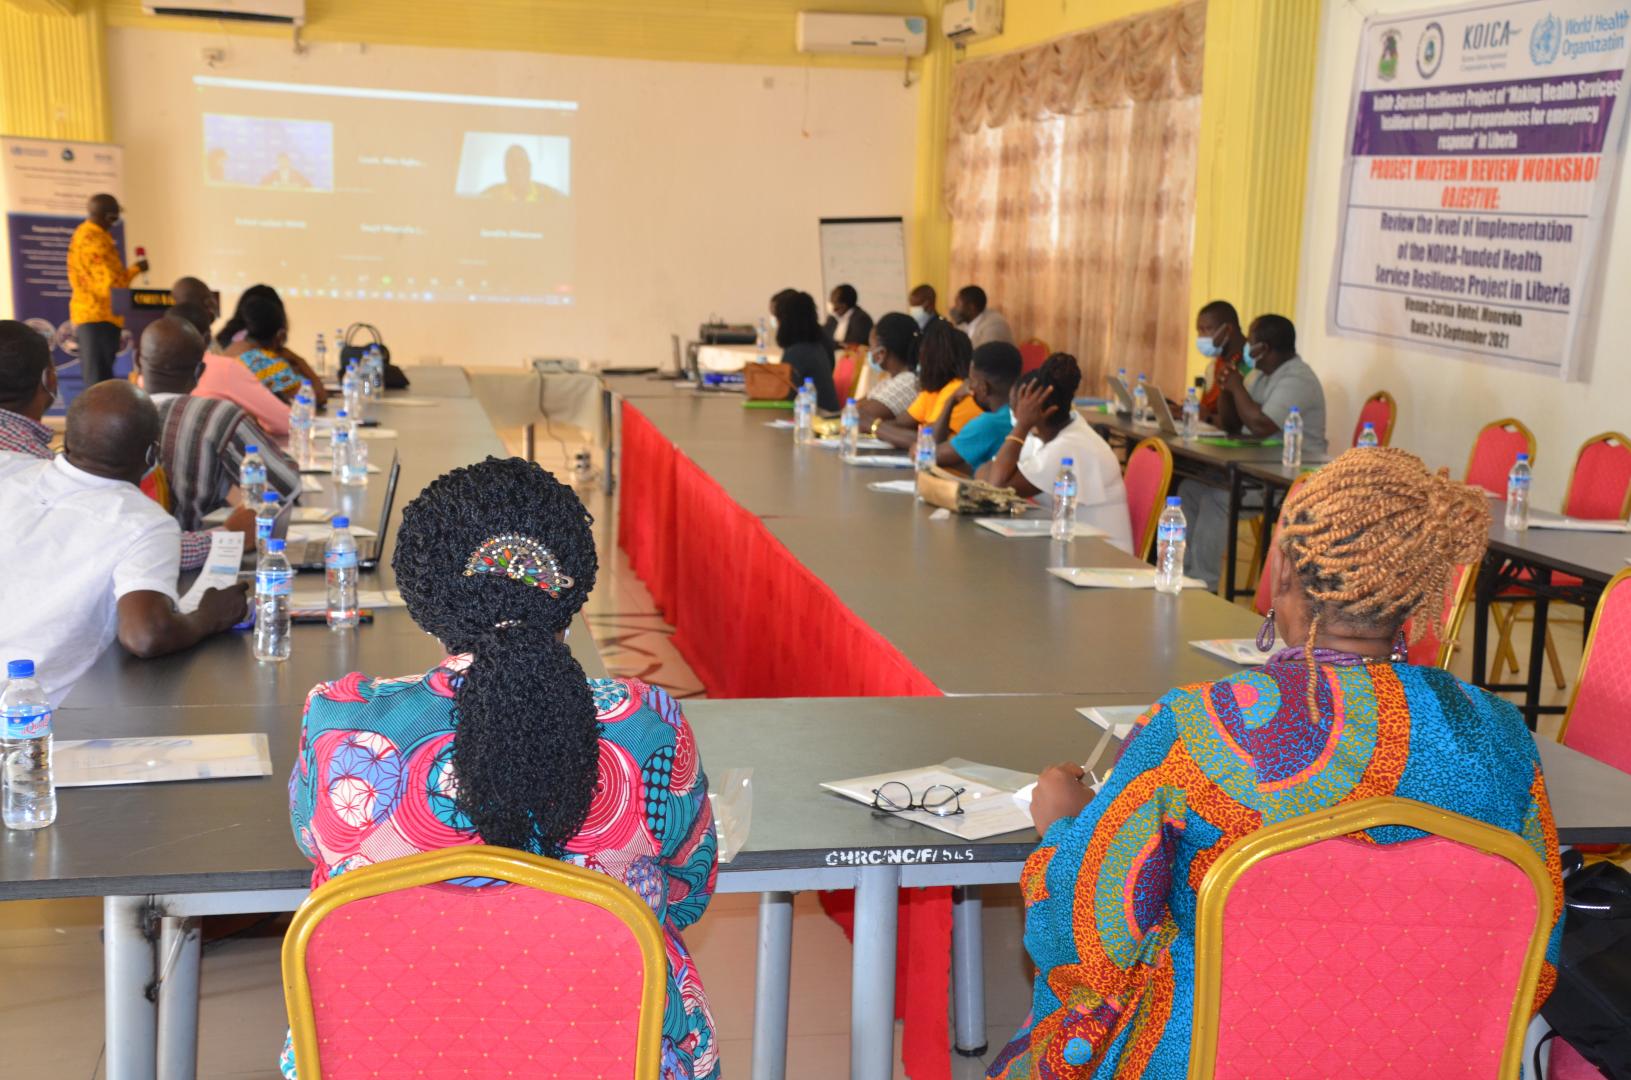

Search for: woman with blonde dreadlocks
xmin=990 ymin=448 xmax=1564 ymax=1080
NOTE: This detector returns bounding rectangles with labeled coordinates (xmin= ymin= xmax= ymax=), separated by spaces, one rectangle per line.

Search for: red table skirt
xmin=617 ymin=400 xmax=951 ymax=1079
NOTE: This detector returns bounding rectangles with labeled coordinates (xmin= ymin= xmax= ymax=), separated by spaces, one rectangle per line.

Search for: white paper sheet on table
xmin=286 ymin=523 xmax=376 ymax=543
xmin=378 ymin=397 xmax=442 ymax=407
xmin=815 ymin=437 xmax=891 ymax=452
xmin=300 ymin=476 xmax=324 ymax=493
xmin=358 ymin=427 xmax=398 ymax=440
xmin=177 ymin=532 xmax=244 ymax=613
xmin=1191 ymin=638 xmax=1280 ymax=665
xmin=289 ymin=583 xmax=404 ymax=610
xmin=821 ymin=759 xmax=1036 ymax=840
xmin=292 ymin=507 xmax=332 ymax=524
xmin=1013 ymin=766 xmax=1105 ymax=815
xmin=868 ymin=479 xmax=917 ymax=494
xmin=299 ymin=462 xmax=381 ymax=475
xmin=764 ymin=419 xmax=796 ymax=430
xmin=975 ymin=517 xmax=1107 ymax=539
xmin=845 ymin=454 xmax=914 ymax=469
xmin=1526 ymin=511 xmax=1631 ymax=533
xmin=54 ymin=734 xmax=272 ymax=787
xmin=1047 ymin=567 xmax=1208 ymax=589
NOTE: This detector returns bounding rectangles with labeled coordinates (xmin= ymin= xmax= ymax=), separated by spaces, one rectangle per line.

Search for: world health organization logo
xmin=1416 ymin=21 xmax=1445 ymax=78
xmin=1531 ymin=13 xmax=1562 ymax=64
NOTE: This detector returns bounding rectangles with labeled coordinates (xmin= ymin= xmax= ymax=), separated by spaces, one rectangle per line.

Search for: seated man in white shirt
xmin=982 ymin=352 xmax=1134 ymax=553
xmin=1180 ymin=313 xmax=1327 ymax=591
xmin=950 ymin=284 xmax=1015 ymax=348
xmin=0 ymin=380 xmax=249 ymax=705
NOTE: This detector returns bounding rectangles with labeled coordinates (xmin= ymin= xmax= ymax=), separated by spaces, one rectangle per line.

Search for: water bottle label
xmin=325 ymin=550 xmax=359 ymax=570
xmin=5 ymin=708 xmax=50 ymax=739
xmin=256 ymin=518 xmax=275 ymax=541
xmin=256 ymin=570 xmax=293 ymax=596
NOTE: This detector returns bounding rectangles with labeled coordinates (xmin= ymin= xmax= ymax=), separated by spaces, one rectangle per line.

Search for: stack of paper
xmin=976 ymin=517 xmax=1106 ymax=539
xmin=55 ymin=734 xmax=272 ymax=787
xmin=178 ymin=532 xmax=245 ymax=614
xmin=822 ymin=759 xmax=1037 ymax=840
xmin=1047 ymin=567 xmax=1208 ymax=589
xmin=868 ymin=479 xmax=918 ymax=495
xmin=846 ymin=454 xmax=915 ymax=469
xmin=1527 ymin=511 xmax=1631 ymax=533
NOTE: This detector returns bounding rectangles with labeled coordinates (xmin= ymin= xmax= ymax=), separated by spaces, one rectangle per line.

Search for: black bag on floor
xmin=1540 ymin=853 xmax=1631 ymax=1078
xmin=340 ymin=323 xmax=410 ymax=389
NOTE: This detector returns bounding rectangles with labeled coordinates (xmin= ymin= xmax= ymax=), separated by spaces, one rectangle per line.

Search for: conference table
xmin=5 ymin=369 xmax=1631 ymax=1080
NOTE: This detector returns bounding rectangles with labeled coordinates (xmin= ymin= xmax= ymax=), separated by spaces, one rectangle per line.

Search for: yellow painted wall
xmin=0 ymin=1 xmax=110 ymax=141
xmin=962 ymin=0 xmax=1179 ymax=56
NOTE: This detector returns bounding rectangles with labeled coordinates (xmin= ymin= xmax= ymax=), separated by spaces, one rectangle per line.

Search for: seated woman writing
xmin=980 ymin=353 xmax=1133 ymax=553
xmin=855 ymin=312 xmax=922 ymax=433
xmin=218 ymin=285 xmax=327 ymax=406
xmin=991 ymin=447 xmax=1563 ymax=1080
xmin=281 ymin=458 xmax=718 ymax=1080
xmin=875 ymin=319 xmax=977 ymax=449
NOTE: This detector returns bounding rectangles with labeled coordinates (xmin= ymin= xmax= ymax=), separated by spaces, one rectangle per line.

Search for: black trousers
xmin=75 ymin=321 xmax=122 ymax=386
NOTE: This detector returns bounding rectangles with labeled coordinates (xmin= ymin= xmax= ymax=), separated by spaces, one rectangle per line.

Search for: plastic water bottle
xmin=1182 ymin=386 xmax=1200 ymax=440
xmin=364 ymin=344 xmax=384 ymax=401
xmin=1051 ymin=457 xmax=1079 ymax=541
xmin=314 ymin=333 xmax=327 ymax=380
xmin=325 ymin=516 xmax=360 ymax=629
xmin=2 ymin=659 xmax=55 ymax=830
xmin=915 ymin=425 xmax=936 ymax=473
xmin=290 ymin=393 xmax=315 ymax=468
xmin=1114 ymin=367 xmax=1128 ymax=403
xmin=341 ymin=361 xmax=363 ymax=420
xmin=1154 ymin=497 xmax=1187 ymax=595
xmin=255 ymin=490 xmax=280 ymax=556
xmin=755 ymin=317 xmax=767 ymax=355
xmin=1133 ymin=374 xmax=1151 ymax=425
xmin=1506 ymin=454 xmax=1532 ymax=531
xmin=240 ymin=444 xmax=267 ymax=505
xmin=794 ymin=379 xmax=816 ymax=446
xmin=1357 ymin=422 xmax=1379 ymax=449
xmin=254 ymin=538 xmax=293 ymax=663
xmin=334 ymin=410 xmax=367 ymax=487
xmin=1281 ymin=406 xmax=1304 ymax=469
xmin=840 ymin=397 xmax=860 ymax=460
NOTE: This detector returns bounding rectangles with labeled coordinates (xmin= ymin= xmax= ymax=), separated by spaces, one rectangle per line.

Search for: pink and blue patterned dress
xmin=989 ymin=660 xmax=1564 ymax=1080
xmin=281 ymin=659 xmax=719 ymax=1080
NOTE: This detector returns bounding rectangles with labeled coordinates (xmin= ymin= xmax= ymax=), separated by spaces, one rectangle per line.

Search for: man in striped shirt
xmin=135 ymin=319 xmax=299 ymax=534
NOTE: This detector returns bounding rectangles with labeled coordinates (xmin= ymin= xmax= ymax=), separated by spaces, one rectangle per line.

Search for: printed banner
xmin=0 ymin=138 xmax=127 ymax=403
xmin=1329 ymin=2 xmax=1631 ymax=379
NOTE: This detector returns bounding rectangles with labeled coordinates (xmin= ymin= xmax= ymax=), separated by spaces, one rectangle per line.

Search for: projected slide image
xmin=203 ymin=114 xmax=334 ymax=191
xmin=455 ymin=133 xmax=569 ymax=202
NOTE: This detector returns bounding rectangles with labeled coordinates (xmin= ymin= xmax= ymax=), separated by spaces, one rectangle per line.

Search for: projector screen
xmin=194 ymin=76 xmax=576 ymax=308
xmin=107 ymin=30 xmax=919 ymax=368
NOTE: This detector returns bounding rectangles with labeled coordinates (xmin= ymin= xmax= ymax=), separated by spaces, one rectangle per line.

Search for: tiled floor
xmin=0 ymin=432 xmax=1585 ymax=1077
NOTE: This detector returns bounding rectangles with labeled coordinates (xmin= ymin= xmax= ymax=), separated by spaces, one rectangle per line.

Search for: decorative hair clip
xmin=463 ymin=534 xmax=574 ymax=598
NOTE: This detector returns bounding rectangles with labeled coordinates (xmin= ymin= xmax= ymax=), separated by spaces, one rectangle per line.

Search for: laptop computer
xmin=281 ymin=452 xmax=401 ymax=570
xmin=1144 ymin=388 xmax=1227 ymax=438
xmin=1105 ymin=374 xmax=1135 ymax=416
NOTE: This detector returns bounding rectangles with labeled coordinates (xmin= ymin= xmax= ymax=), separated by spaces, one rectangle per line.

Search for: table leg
xmin=1223 ymin=469 xmax=1243 ymax=600
xmin=521 ymin=423 xmax=535 ymax=462
xmin=601 ymin=386 xmax=616 ymax=496
xmin=952 ymin=884 xmax=987 ymax=1056
xmin=1524 ymin=569 xmax=1552 ymax=731
xmin=156 ymin=916 xmax=202 ymax=1080
xmin=751 ymin=891 xmax=794 ymax=1080
xmin=850 ymin=868 xmax=901 ymax=1080
xmin=104 ymin=895 xmax=158 ymax=1080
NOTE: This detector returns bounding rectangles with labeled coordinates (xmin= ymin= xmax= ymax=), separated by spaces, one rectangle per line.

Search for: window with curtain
xmin=945 ymin=1 xmax=1205 ymax=397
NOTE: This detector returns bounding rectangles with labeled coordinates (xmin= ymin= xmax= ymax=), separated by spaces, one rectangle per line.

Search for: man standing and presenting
xmin=67 ymin=193 xmax=147 ymax=387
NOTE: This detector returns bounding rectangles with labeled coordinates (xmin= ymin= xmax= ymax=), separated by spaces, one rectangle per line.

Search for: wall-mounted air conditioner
xmin=943 ymin=0 xmax=1002 ymax=44
xmin=142 ymin=0 xmax=304 ymax=25
xmin=796 ymin=12 xmax=929 ymax=57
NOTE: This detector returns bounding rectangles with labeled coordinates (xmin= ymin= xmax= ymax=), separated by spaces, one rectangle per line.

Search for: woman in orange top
xmin=875 ymin=320 xmax=979 ymax=449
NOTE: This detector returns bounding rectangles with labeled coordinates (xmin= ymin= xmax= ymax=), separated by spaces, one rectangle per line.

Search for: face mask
xmin=868 ymin=348 xmax=886 ymax=373
xmin=828 ymin=303 xmax=840 ymax=318
xmin=769 ymin=315 xmax=779 ymax=330
xmin=910 ymin=306 xmax=930 ymax=329
xmin=1196 ymin=335 xmax=1223 ymax=358
xmin=1241 ymin=343 xmax=1258 ymax=371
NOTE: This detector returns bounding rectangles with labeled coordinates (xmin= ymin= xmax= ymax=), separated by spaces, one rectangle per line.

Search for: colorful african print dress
xmin=988 ymin=660 xmax=1563 ymax=1080
xmin=236 ymin=346 xmax=301 ymax=398
xmin=280 ymin=660 xmax=719 ymax=1080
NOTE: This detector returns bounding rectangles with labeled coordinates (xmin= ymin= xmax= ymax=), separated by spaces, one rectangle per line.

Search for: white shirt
xmin=0 ymin=453 xmax=181 ymax=706
xmin=1017 ymin=413 xmax=1135 ymax=554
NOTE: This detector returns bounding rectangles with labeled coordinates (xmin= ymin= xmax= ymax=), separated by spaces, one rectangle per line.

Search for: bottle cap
xmin=1062 ymin=458 xmax=1075 ymax=466
xmin=804 ymin=378 xmax=814 ymax=386
xmin=1363 ymin=422 xmax=1374 ymax=429
xmin=267 ymin=538 xmax=286 ymax=552
xmin=1516 ymin=453 xmax=1529 ymax=461
xmin=245 ymin=444 xmax=259 ymax=453
xmin=7 ymin=659 xmax=34 ymax=679
xmin=1166 ymin=496 xmax=1183 ymax=506
xmin=846 ymin=397 xmax=856 ymax=406
xmin=262 ymin=491 xmax=279 ymax=503
xmin=333 ymin=516 xmax=349 ymax=529
xmin=296 ymin=395 xmax=311 ymax=405
xmin=336 ymin=410 xmax=348 ymax=418
xmin=1288 ymin=405 xmax=1300 ymax=413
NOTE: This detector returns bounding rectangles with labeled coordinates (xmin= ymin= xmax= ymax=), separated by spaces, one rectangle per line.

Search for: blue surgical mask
xmin=1196 ymin=335 xmax=1223 ymax=358
xmin=868 ymin=355 xmax=885 ymax=374
xmin=1241 ymin=343 xmax=1257 ymax=371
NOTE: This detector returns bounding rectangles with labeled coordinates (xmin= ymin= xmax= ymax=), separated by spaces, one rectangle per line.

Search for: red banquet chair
xmin=1351 ymin=389 xmax=1397 ymax=447
xmin=1125 ymin=437 xmax=1174 ymax=561
xmin=1017 ymin=338 xmax=1051 ymax=374
xmin=832 ymin=347 xmax=863 ymax=403
xmin=1559 ymin=567 xmax=1631 ymax=774
xmin=1465 ymin=417 xmax=1536 ymax=498
xmin=282 ymin=847 xmax=666 ymax=1080
xmin=1188 ymin=797 xmax=1555 ymax=1080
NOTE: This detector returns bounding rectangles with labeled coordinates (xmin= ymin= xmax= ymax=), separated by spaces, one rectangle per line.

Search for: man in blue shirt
xmin=933 ymin=340 xmax=1020 ymax=474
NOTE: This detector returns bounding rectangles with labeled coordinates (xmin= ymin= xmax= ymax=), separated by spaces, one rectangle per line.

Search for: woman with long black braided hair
xmin=281 ymin=457 xmax=718 ymax=1080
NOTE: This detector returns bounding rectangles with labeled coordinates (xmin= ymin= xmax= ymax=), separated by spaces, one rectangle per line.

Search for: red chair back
xmin=1017 ymin=338 xmax=1050 ymax=374
xmin=1192 ymin=799 xmax=1554 ymax=1080
xmin=833 ymin=349 xmax=861 ymax=402
xmin=1563 ymin=432 xmax=1631 ymax=521
xmin=284 ymin=848 xmax=665 ymax=1080
xmin=1351 ymin=390 xmax=1397 ymax=447
xmin=1562 ymin=567 xmax=1631 ymax=773
xmin=1464 ymin=418 xmax=1536 ymax=498
xmin=1403 ymin=563 xmax=1475 ymax=669
xmin=1124 ymin=437 xmax=1173 ymax=561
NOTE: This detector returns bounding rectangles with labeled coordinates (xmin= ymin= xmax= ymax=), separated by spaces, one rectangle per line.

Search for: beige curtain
xmin=945 ymin=2 xmax=1204 ymax=397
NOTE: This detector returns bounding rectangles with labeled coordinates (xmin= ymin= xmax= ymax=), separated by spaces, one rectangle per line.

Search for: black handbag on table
xmin=339 ymin=323 xmax=410 ymax=390
xmin=1538 ymin=853 xmax=1631 ymax=1078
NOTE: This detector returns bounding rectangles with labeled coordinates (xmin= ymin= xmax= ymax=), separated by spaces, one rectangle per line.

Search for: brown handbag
xmin=742 ymin=362 xmax=796 ymax=402
xmin=915 ymin=466 xmax=1028 ymax=515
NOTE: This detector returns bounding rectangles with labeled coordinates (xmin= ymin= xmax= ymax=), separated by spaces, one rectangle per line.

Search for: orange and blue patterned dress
xmin=988 ymin=659 xmax=1563 ymax=1079
xmin=283 ymin=660 xmax=719 ymax=1079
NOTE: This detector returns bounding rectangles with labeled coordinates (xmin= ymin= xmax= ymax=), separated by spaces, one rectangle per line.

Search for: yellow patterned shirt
xmin=67 ymin=221 xmax=138 ymax=326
